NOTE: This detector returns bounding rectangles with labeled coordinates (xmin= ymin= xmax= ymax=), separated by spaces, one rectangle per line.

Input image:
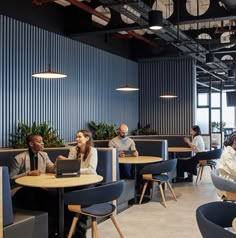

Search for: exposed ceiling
xmin=16 ymin=0 xmax=236 ymax=91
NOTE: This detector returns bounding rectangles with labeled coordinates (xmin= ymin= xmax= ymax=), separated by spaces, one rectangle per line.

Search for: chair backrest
xmin=1 ymin=166 xmax=14 ymax=227
xmin=96 ymin=148 xmax=120 ymax=182
xmin=196 ymin=201 xmax=236 ymax=238
xmin=140 ymin=158 xmax=177 ymax=175
xmin=211 ymin=169 xmax=236 ymax=193
xmin=64 ymin=180 xmax=125 ymax=206
xmin=196 ymin=148 xmax=223 ymax=161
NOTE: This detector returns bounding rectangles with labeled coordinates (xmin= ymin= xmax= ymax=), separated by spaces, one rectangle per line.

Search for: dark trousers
xmin=119 ymin=163 xmax=133 ymax=179
xmin=177 ymin=155 xmax=200 ymax=178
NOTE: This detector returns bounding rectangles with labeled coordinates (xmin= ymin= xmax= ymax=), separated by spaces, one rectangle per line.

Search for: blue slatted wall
xmin=0 ymin=15 xmax=139 ymax=147
xmin=139 ymin=58 xmax=196 ymax=135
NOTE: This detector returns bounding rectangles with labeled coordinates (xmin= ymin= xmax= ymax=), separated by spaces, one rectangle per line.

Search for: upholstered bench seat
xmin=4 ymin=209 xmax=48 ymax=238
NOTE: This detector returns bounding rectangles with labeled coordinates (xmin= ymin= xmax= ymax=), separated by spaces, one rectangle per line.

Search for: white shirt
xmin=68 ymin=146 xmax=98 ymax=174
xmin=219 ymin=146 xmax=236 ymax=181
xmin=192 ymin=135 xmax=205 ymax=154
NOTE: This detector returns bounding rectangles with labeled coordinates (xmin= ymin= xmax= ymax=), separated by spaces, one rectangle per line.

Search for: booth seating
xmin=0 ymin=146 xmax=135 ymax=213
xmin=1 ymin=166 xmax=48 ymax=238
xmin=130 ymin=135 xmax=192 ymax=159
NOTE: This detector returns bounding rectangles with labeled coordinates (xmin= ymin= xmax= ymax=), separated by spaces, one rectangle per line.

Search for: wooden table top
xmin=119 ymin=156 xmax=162 ymax=164
xmin=15 ymin=173 xmax=103 ymax=188
xmin=168 ymin=147 xmax=193 ymax=152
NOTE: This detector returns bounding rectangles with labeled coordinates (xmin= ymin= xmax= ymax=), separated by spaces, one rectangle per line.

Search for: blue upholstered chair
xmin=139 ymin=159 xmax=177 ymax=207
xmin=196 ymin=201 xmax=236 ymax=238
xmin=196 ymin=148 xmax=222 ymax=184
xmin=211 ymin=169 xmax=236 ymax=201
xmin=64 ymin=180 xmax=125 ymax=238
xmin=2 ymin=166 xmax=14 ymax=227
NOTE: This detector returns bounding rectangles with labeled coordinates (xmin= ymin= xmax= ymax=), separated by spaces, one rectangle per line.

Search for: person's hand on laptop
xmin=119 ymin=151 xmax=125 ymax=157
xmin=57 ymin=155 xmax=68 ymax=160
xmin=132 ymin=150 xmax=139 ymax=157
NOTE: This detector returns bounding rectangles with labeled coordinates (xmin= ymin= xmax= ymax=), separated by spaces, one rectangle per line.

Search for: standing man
xmin=109 ymin=124 xmax=138 ymax=178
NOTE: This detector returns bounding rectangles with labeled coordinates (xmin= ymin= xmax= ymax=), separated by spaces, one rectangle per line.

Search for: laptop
xmin=56 ymin=159 xmax=81 ymax=178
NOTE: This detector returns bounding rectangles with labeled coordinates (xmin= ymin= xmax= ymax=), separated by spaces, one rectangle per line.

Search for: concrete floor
xmin=87 ymin=166 xmax=218 ymax=238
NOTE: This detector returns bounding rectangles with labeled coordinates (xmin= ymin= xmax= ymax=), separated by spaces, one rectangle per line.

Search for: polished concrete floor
xmin=87 ymin=167 xmax=218 ymax=238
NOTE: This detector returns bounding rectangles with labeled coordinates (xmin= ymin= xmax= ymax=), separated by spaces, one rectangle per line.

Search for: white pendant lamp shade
xmin=160 ymin=94 xmax=178 ymax=98
xmin=32 ymin=69 xmax=67 ymax=79
xmin=116 ymin=84 xmax=139 ymax=91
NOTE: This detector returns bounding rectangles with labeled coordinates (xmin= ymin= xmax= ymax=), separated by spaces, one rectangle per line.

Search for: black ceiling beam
xmin=169 ymin=0 xmax=236 ymax=26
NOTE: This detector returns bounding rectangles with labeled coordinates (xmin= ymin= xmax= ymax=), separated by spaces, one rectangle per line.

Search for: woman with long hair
xmin=58 ymin=130 xmax=97 ymax=174
xmin=176 ymin=125 xmax=205 ymax=182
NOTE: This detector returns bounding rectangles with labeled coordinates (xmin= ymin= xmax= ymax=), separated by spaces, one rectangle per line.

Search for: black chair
xmin=195 ymin=148 xmax=222 ymax=184
xmin=139 ymin=159 xmax=177 ymax=207
xmin=211 ymin=169 xmax=236 ymax=201
xmin=196 ymin=201 xmax=236 ymax=238
xmin=64 ymin=180 xmax=125 ymax=238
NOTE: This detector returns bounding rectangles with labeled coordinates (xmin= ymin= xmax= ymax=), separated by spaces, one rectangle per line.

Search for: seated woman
xmin=57 ymin=129 xmax=98 ymax=238
xmin=176 ymin=125 xmax=205 ymax=182
xmin=58 ymin=129 xmax=97 ymax=174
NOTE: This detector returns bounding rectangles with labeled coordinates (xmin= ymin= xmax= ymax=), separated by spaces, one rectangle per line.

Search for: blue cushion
xmin=2 ymin=166 xmax=14 ymax=227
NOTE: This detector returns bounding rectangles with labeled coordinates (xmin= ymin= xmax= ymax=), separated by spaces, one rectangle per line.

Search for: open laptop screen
xmin=56 ymin=159 xmax=81 ymax=178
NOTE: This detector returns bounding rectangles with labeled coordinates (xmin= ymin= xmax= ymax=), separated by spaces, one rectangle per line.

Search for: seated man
xmin=9 ymin=134 xmax=58 ymax=237
xmin=109 ymin=123 xmax=138 ymax=179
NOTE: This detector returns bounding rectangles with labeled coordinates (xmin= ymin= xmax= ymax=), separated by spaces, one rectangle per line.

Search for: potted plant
xmin=88 ymin=121 xmax=117 ymax=140
xmin=9 ymin=121 xmax=64 ymax=148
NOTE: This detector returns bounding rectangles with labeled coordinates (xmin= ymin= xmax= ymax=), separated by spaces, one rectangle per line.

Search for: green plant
xmin=88 ymin=121 xmax=117 ymax=140
xmin=9 ymin=121 xmax=64 ymax=148
xmin=131 ymin=123 xmax=157 ymax=135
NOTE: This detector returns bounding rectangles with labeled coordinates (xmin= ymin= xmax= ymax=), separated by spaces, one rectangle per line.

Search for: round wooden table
xmin=168 ymin=147 xmax=193 ymax=158
xmin=168 ymin=147 xmax=193 ymax=153
xmin=119 ymin=156 xmax=162 ymax=203
xmin=16 ymin=174 xmax=103 ymax=238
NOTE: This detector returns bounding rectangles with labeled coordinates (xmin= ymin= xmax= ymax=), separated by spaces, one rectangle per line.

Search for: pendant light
xmin=116 ymin=84 xmax=139 ymax=91
xmin=160 ymin=94 xmax=178 ymax=98
xmin=32 ymin=33 xmax=67 ymax=79
xmin=116 ymin=60 xmax=139 ymax=92
xmin=149 ymin=10 xmax=163 ymax=30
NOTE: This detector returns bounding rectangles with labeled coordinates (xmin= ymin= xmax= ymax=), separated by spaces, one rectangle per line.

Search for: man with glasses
xmin=109 ymin=124 xmax=138 ymax=178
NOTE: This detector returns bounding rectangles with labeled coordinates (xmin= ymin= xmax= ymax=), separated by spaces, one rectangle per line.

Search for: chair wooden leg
xmin=92 ymin=218 xmax=98 ymax=238
xmin=110 ymin=215 xmax=124 ymax=238
xmin=167 ymin=181 xmax=177 ymax=201
xmin=196 ymin=166 xmax=202 ymax=184
xmin=139 ymin=182 xmax=148 ymax=204
xmin=158 ymin=182 xmax=166 ymax=208
xmin=68 ymin=216 xmax=79 ymax=238
xmin=151 ymin=181 xmax=155 ymax=200
xmin=199 ymin=166 xmax=204 ymax=181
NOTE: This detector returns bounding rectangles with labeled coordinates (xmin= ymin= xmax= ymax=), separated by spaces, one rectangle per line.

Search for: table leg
xmin=57 ymin=188 xmax=64 ymax=238
xmin=134 ymin=164 xmax=137 ymax=203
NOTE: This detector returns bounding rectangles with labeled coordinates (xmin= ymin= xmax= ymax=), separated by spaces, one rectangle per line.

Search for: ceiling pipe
xmin=33 ymin=0 xmax=161 ymax=49
xmin=32 ymin=0 xmax=55 ymax=5
xmin=197 ymin=65 xmax=225 ymax=82
xmin=66 ymin=0 xmax=160 ymax=48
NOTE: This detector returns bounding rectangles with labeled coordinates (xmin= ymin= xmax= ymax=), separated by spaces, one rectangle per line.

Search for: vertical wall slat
xmin=0 ymin=15 xmax=139 ymax=147
xmin=139 ymin=58 xmax=195 ymax=135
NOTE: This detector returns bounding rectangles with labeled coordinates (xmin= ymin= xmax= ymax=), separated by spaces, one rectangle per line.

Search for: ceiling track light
xmin=149 ymin=10 xmax=163 ymax=30
xmin=228 ymin=69 xmax=235 ymax=79
xmin=205 ymin=52 xmax=215 ymax=64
